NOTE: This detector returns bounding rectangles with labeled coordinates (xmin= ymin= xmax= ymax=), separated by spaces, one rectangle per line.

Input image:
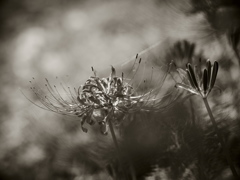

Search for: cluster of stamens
xmin=28 ymin=67 xmax=146 ymax=135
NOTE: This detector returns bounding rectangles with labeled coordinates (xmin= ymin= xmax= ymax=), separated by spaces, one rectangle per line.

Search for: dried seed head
xmin=175 ymin=60 xmax=219 ymax=98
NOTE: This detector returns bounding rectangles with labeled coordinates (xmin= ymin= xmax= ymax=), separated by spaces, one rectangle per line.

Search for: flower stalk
xmin=203 ymin=98 xmax=239 ymax=179
xmin=176 ymin=60 xmax=239 ymax=179
xmin=27 ymin=66 xmax=148 ymax=179
xmin=107 ymin=109 xmax=130 ymax=180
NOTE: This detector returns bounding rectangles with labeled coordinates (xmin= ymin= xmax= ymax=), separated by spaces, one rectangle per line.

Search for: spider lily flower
xmin=27 ymin=66 xmax=151 ymax=135
xmin=175 ymin=60 xmax=219 ymax=98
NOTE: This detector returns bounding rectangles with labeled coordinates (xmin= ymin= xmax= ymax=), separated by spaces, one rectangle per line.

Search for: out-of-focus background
xmin=1 ymin=0 xmax=240 ymax=179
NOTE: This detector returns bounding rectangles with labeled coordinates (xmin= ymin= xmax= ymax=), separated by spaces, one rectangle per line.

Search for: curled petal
xmin=81 ymin=115 xmax=88 ymax=133
xmin=86 ymin=111 xmax=95 ymax=125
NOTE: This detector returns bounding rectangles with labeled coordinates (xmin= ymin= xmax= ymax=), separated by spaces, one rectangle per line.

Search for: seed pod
xmin=187 ymin=63 xmax=199 ymax=91
xmin=186 ymin=69 xmax=197 ymax=89
xmin=203 ymin=69 xmax=208 ymax=95
xmin=209 ymin=61 xmax=219 ymax=91
xmin=207 ymin=60 xmax=211 ymax=88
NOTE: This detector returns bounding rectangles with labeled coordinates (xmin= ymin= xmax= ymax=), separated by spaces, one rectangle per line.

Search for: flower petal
xmin=81 ymin=115 xmax=88 ymax=133
xmin=100 ymin=121 xmax=108 ymax=135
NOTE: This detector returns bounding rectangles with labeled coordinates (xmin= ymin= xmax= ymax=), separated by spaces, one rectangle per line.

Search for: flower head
xmin=175 ymin=60 xmax=219 ymax=98
xmin=27 ymin=66 xmax=151 ymax=134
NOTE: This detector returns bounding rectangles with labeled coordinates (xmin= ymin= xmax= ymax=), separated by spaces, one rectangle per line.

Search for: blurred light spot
xmin=2 ymin=116 xmax=28 ymax=150
xmin=40 ymin=52 xmax=66 ymax=75
xmin=15 ymin=27 xmax=45 ymax=62
xmin=18 ymin=144 xmax=45 ymax=165
xmin=12 ymin=27 xmax=46 ymax=78
xmin=63 ymin=10 xmax=88 ymax=31
xmin=230 ymin=66 xmax=240 ymax=81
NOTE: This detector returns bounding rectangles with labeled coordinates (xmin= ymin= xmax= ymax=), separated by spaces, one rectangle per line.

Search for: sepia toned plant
xmin=24 ymin=58 xmax=178 ymax=180
xmin=175 ymin=60 xmax=239 ymax=179
xmin=25 ymin=55 xmax=178 ymax=137
xmin=27 ymin=66 xmax=154 ymax=135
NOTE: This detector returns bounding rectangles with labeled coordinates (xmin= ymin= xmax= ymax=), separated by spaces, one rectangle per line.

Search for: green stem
xmin=202 ymin=98 xmax=239 ymax=179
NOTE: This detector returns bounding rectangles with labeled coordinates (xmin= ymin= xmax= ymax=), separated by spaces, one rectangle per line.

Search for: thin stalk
xmin=108 ymin=116 xmax=120 ymax=152
xmin=202 ymin=98 xmax=239 ymax=179
xmin=189 ymin=98 xmax=195 ymax=126
xmin=108 ymin=113 xmax=129 ymax=180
